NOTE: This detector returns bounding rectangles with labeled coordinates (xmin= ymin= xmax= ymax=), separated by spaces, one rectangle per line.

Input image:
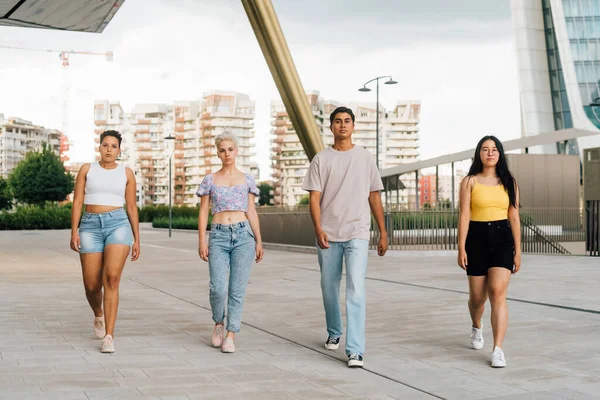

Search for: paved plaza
xmin=1 ymin=227 xmax=600 ymax=399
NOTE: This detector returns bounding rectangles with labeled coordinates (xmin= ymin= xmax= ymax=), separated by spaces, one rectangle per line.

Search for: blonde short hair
xmin=214 ymin=130 xmax=238 ymax=148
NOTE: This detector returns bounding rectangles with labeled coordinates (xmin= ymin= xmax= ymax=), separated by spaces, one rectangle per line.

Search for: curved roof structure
xmin=0 ymin=0 xmax=125 ymax=33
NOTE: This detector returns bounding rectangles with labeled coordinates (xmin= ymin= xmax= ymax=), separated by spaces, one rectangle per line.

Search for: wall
xmin=506 ymin=154 xmax=580 ymax=208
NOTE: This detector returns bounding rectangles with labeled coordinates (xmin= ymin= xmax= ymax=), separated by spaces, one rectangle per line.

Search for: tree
xmin=0 ymin=177 xmax=12 ymax=210
xmin=9 ymin=143 xmax=74 ymax=207
xmin=298 ymin=194 xmax=309 ymax=205
xmin=258 ymin=182 xmax=274 ymax=206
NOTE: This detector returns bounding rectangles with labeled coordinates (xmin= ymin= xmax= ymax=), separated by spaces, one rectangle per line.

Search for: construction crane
xmin=0 ymin=44 xmax=113 ymax=155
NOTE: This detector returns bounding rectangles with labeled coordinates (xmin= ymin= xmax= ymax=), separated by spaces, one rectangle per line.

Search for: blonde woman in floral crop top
xmin=196 ymin=130 xmax=263 ymax=354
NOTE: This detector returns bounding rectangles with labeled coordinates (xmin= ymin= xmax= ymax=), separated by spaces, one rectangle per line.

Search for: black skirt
xmin=465 ymin=219 xmax=515 ymax=276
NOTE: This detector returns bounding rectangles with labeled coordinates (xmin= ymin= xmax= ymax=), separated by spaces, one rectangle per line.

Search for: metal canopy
xmin=0 ymin=0 xmax=125 ymax=33
xmin=381 ymin=128 xmax=600 ymax=178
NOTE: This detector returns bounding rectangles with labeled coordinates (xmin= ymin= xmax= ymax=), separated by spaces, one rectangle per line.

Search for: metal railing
xmin=586 ymin=201 xmax=600 ymax=256
xmin=257 ymin=206 xmax=585 ymax=255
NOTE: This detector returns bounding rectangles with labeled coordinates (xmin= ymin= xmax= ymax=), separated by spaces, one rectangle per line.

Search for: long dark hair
xmin=468 ymin=135 xmax=519 ymax=208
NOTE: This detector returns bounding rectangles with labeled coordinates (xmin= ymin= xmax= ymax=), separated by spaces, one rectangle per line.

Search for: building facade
xmin=94 ymin=92 xmax=258 ymax=207
xmin=0 ymin=114 xmax=68 ymax=178
xmin=511 ymin=0 xmax=600 ymax=155
xmin=270 ymin=92 xmax=421 ymax=207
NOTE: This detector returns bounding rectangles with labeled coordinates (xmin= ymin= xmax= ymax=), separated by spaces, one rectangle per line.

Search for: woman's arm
xmin=198 ymin=195 xmax=210 ymax=261
xmin=246 ymin=193 xmax=263 ymax=262
xmin=508 ymin=180 xmax=521 ymax=273
xmin=69 ymin=163 xmax=90 ymax=252
xmin=125 ymin=168 xmax=140 ymax=261
xmin=457 ymin=176 xmax=473 ymax=269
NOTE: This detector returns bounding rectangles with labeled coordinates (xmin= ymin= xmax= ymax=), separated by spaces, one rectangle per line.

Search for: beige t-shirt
xmin=302 ymin=145 xmax=384 ymax=242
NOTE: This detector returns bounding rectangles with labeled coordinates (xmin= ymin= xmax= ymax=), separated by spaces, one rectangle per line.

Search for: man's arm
xmin=369 ymin=191 xmax=387 ymax=256
xmin=309 ymin=191 xmax=329 ymax=249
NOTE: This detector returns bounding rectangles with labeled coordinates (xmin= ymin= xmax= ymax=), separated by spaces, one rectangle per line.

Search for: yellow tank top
xmin=470 ymin=178 xmax=509 ymax=222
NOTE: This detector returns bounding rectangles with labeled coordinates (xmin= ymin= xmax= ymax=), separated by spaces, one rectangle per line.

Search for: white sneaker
xmin=94 ymin=315 xmax=105 ymax=339
xmin=491 ymin=346 xmax=506 ymax=368
xmin=470 ymin=320 xmax=484 ymax=350
xmin=101 ymin=334 xmax=115 ymax=353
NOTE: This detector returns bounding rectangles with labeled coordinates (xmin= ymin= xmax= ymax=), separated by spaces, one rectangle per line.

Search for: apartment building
xmin=271 ymin=91 xmax=328 ymax=206
xmin=93 ymin=100 xmax=142 ymax=204
xmin=0 ymin=114 xmax=68 ymax=178
xmin=270 ymin=92 xmax=421 ymax=207
xmin=94 ymin=91 xmax=258 ymax=207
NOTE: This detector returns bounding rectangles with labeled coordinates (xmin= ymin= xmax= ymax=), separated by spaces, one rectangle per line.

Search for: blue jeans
xmin=208 ymin=221 xmax=255 ymax=333
xmin=317 ymin=239 xmax=369 ymax=356
xmin=79 ymin=208 xmax=133 ymax=253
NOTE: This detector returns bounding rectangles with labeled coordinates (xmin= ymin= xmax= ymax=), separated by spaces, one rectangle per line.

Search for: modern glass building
xmin=511 ymin=0 xmax=600 ymax=155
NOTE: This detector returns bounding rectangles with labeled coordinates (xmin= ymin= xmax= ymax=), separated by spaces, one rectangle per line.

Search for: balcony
xmin=94 ymin=128 xmax=104 ymax=134
xmin=201 ymin=112 xmax=211 ymax=120
xmin=175 ymin=126 xmax=185 ymax=133
xmin=176 ymin=117 xmax=185 ymax=123
xmin=135 ymin=129 xmax=150 ymax=134
xmin=138 ymin=119 xmax=151 ymax=124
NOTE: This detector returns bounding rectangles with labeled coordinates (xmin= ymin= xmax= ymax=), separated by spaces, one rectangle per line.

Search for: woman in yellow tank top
xmin=457 ymin=135 xmax=521 ymax=368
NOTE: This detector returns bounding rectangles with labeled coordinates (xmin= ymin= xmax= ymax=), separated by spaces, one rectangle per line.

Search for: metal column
xmin=415 ymin=170 xmax=419 ymax=211
xmin=242 ymin=0 xmax=324 ymax=161
xmin=451 ymin=162 xmax=455 ymax=210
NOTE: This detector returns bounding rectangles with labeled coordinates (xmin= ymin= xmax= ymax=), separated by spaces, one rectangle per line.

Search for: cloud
xmin=0 ymin=0 xmax=520 ymax=180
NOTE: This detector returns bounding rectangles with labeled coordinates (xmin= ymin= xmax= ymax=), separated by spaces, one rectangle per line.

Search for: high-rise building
xmin=0 ymin=113 xmax=67 ymax=178
xmin=94 ymin=92 xmax=258 ymax=207
xmin=270 ymin=92 xmax=421 ymax=207
xmin=418 ymin=175 xmax=437 ymax=207
xmin=511 ymin=0 xmax=600 ymax=155
xmin=200 ymin=91 xmax=259 ymax=180
xmin=271 ymin=91 xmax=328 ymax=206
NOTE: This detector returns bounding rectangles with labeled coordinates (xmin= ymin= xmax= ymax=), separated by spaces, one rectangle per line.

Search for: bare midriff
xmin=212 ymin=210 xmax=247 ymax=224
xmin=85 ymin=205 xmax=123 ymax=213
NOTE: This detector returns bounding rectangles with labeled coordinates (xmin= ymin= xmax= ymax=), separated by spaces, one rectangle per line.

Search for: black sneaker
xmin=324 ymin=336 xmax=340 ymax=350
xmin=348 ymin=353 xmax=364 ymax=368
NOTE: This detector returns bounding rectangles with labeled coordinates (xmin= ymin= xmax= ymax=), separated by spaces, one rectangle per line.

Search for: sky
xmin=0 ymin=0 xmax=520 ymax=180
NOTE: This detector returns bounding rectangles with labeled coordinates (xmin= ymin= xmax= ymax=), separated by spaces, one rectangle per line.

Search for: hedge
xmin=138 ymin=205 xmax=199 ymax=222
xmin=152 ymin=215 xmax=212 ymax=230
xmin=0 ymin=206 xmax=71 ymax=230
xmin=0 ymin=204 xmax=204 ymax=230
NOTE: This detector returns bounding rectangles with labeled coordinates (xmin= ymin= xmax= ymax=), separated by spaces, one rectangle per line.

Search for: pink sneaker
xmin=211 ymin=324 xmax=224 ymax=348
xmin=94 ymin=315 xmax=105 ymax=339
xmin=221 ymin=337 xmax=235 ymax=353
xmin=100 ymin=334 xmax=115 ymax=353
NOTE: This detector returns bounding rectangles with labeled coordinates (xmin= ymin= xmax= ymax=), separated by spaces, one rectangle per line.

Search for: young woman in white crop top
xmin=197 ymin=130 xmax=263 ymax=353
xmin=69 ymin=130 xmax=140 ymax=354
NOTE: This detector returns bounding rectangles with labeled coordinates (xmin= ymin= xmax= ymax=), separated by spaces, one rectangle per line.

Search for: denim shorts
xmin=78 ymin=208 xmax=134 ymax=254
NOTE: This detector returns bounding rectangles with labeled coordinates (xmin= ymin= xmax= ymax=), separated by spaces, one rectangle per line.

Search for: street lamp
xmin=358 ymin=76 xmax=397 ymax=169
xmin=165 ymin=134 xmax=175 ymax=238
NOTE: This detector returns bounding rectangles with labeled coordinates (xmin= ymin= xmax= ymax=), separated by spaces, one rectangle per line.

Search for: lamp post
xmin=358 ymin=76 xmax=397 ymax=169
xmin=165 ymin=134 xmax=175 ymax=238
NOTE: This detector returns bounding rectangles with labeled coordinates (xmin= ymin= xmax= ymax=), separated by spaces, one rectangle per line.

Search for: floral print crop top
xmin=196 ymin=173 xmax=260 ymax=214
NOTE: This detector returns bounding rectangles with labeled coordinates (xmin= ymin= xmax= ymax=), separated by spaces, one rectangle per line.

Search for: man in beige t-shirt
xmin=302 ymin=106 xmax=388 ymax=368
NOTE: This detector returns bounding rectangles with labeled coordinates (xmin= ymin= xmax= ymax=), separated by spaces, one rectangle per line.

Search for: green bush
xmin=0 ymin=206 xmax=71 ymax=230
xmin=138 ymin=205 xmax=199 ymax=222
xmin=153 ymin=216 xmax=210 ymax=230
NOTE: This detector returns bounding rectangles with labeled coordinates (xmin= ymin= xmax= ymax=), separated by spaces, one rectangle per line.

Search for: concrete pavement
xmin=1 ymin=227 xmax=600 ymax=399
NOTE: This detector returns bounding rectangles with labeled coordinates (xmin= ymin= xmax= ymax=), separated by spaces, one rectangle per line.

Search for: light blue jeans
xmin=317 ymin=239 xmax=369 ymax=356
xmin=208 ymin=221 xmax=256 ymax=333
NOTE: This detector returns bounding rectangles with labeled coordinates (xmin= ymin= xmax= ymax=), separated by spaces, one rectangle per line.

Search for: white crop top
xmin=84 ymin=162 xmax=127 ymax=207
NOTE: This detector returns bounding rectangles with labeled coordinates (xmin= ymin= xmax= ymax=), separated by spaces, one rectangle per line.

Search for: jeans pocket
xmin=246 ymin=228 xmax=255 ymax=239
